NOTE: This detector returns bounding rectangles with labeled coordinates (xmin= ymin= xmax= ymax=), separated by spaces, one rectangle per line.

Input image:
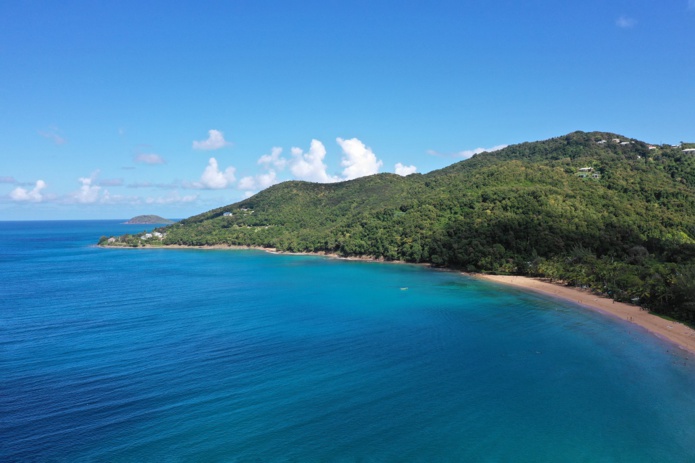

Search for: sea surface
xmin=2 ymin=220 xmax=695 ymax=462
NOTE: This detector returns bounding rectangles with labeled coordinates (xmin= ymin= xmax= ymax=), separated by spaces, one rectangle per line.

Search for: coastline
xmin=100 ymin=243 xmax=402 ymax=263
xmin=101 ymin=243 xmax=695 ymax=355
xmin=471 ymin=273 xmax=695 ymax=355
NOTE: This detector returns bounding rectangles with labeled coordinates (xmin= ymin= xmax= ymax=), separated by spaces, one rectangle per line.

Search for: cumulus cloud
xmin=74 ymin=174 xmax=102 ymax=203
xmin=395 ymin=163 xmax=417 ymax=176
xmin=134 ymin=153 xmax=166 ymax=164
xmin=38 ymin=127 xmax=66 ymax=145
xmin=257 ymin=171 xmax=278 ymax=188
xmin=237 ymin=176 xmax=255 ymax=190
xmin=239 ymin=138 xmax=387 ymax=188
xmin=616 ymin=15 xmax=637 ymax=28
xmin=289 ymin=140 xmax=339 ymax=183
xmin=337 ymin=138 xmax=383 ymax=180
xmin=198 ymin=157 xmax=236 ymax=189
xmin=193 ymin=129 xmax=231 ymax=150
xmin=238 ymin=170 xmax=278 ymax=191
xmin=10 ymin=180 xmax=47 ymax=202
xmin=258 ymin=147 xmax=286 ymax=170
xmin=238 ymin=147 xmax=286 ymax=193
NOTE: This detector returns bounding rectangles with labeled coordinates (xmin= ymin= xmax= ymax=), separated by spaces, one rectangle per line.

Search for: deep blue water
xmin=1 ymin=220 xmax=695 ymax=462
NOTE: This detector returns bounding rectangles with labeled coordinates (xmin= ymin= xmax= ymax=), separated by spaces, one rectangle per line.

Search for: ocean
xmin=2 ymin=220 xmax=694 ymax=462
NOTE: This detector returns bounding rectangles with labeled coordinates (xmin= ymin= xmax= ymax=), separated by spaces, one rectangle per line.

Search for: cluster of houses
xmin=596 ymin=138 xmax=695 ymax=155
xmin=222 ymin=208 xmax=253 ymax=218
xmin=140 ymin=231 xmax=165 ymax=240
xmin=596 ymin=138 xmax=633 ymax=146
xmin=577 ymin=167 xmax=600 ymax=179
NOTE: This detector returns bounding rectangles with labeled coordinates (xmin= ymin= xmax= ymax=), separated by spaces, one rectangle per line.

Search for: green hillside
xmin=102 ymin=131 xmax=695 ymax=322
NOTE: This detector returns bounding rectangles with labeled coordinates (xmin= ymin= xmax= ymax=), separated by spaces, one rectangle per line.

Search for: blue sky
xmin=1 ymin=0 xmax=694 ymax=220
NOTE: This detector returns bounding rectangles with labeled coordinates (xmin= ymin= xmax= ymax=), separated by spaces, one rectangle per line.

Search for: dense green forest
xmin=101 ymin=131 xmax=695 ymax=322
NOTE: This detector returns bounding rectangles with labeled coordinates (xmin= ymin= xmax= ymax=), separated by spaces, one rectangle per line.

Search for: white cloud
xmin=238 ymin=147 xmax=285 ymax=192
xmin=238 ymin=176 xmax=256 ymax=190
xmin=616 ymin=15 xmax=636 ymax=28
xmin=74 ymin=175 xmax=102 ymax=203
xmin=256 ymin=171 xmax=278 ymax=189
xmin=134 ymin=153 xmax=166 ymax=164
xmin=258 ymin=147 xmax=286 ymax=170
xmin=239 ymin=138 xmax=391 ymax=188
xmin=395 ymin=163 xmax=417 ymax=176
xmin=198 ymin=157 xmax=236 ymax=189
xmin=145 ymin=193 xmax=199 ymax=205
xmin=193 ymin=129 xmax=231 ymax=150
xmin=38 ymin=127 xmax=66 ymax=145
xmin=289 ymin=140 xmax=339 ymax=183
xmin=456 ymin=144 xmax=508 ymax=159
xmin=337 ymin=137 xmax=383 ymax=180
xmin=98 ymin=190 xmax=140 ymax=205
xmin=239 ymin=170 xmax=278 ymax=191
xmin=10 ymin=180 xmax=47 ymax=202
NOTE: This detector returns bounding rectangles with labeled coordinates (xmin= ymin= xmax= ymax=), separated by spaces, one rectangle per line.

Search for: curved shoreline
xmin=471 ymin=273 xmax=695 ymax=355
xmin=101 ymin=243 xmax=695 ymax=355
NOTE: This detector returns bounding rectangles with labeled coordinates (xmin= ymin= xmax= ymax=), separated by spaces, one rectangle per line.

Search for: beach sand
xmin=471 ymin=274 xmax=695 ymax=355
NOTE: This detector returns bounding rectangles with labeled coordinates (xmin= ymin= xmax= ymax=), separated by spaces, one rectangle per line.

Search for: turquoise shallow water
xmin=1 ymin=220 xmax=695 ymax=462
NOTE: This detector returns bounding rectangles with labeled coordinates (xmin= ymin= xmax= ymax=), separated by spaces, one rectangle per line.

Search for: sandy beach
xmin=472 ymin=274 xmax=695 ymax=355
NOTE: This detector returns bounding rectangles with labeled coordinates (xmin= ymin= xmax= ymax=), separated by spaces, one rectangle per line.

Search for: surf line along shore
xmin=471 ymin=273 xmax=695 ymax=356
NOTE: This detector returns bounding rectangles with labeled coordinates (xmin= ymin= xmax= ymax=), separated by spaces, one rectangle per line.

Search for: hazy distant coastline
xmin=124 ymin=215 xmax=175 ymax=225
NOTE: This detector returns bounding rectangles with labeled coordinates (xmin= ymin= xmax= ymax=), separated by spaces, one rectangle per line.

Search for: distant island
xmin=102 ymin=131 xmax=695 ymax=325
xmin=124 ymin=215 xmax=175 ymax=225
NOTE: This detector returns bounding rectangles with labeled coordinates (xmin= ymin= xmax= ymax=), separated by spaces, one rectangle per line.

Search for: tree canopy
xmin=102 ymin=131 xmax=695 ymax=323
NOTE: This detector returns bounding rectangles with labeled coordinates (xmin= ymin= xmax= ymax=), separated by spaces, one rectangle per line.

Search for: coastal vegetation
xmin=101 ymin=132 xmax=695 ymax=323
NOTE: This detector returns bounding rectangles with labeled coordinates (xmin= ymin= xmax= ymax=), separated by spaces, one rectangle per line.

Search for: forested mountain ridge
xmin=102 ymin=131 xmax=695 ymax=321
